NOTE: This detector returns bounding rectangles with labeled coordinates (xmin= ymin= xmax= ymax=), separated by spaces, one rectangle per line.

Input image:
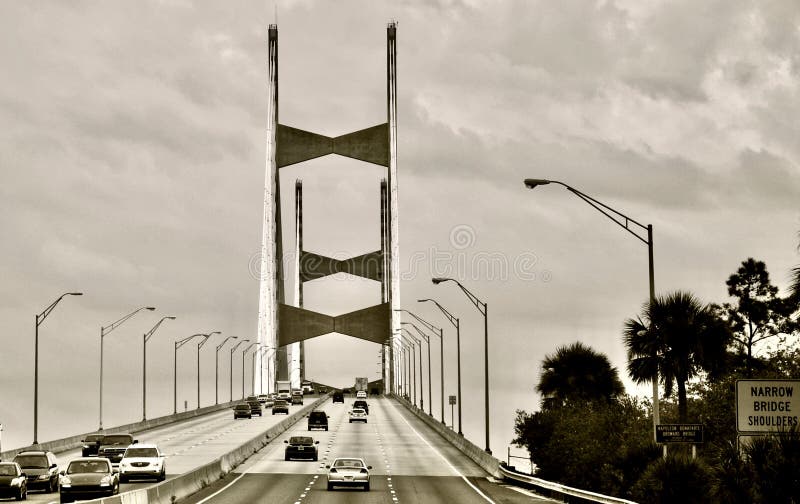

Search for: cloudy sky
xmin=1 ymin=0 xmax=798 ymax=455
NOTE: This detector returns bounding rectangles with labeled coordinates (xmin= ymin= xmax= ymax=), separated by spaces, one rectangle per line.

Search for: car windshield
xmin=289 ymin=437 xmax=313 ymax=445
xmin=236 ymin=404 xmax=250 ymax=410
xmin=13 ymin=455 xmax=48 ymax=469
xmin=102 ymin=435 xmax=132 ymax=444
xmin=274 ymin=400 xmax=287 ymax=405
xmin=67 ymin=460 xmax=110 ymax=474
xmin=310 ymin=412 xmax=325 ymax=419
xmin=334 ymin=459 xmax=364 ymax=469
xmin=125 ymin=448 xmax=158 ymax=458
xmin=0 ymin=465 xmax=18 ymax=476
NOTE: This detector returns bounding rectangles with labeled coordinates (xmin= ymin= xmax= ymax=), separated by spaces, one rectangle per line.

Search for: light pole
xmin=401 ymin=329 xmax=423 ymax=409
xmin=34 ymin=292 xmax=82 ymax=444
xmin=174 ymin=334 xmax=206 ymax=413
xmin=419 ymin=298 xmax=462 ymax=434
xmin=229 ymin=340 xmax=250 ymax=401
xmin=196 ymin=332 xmax=220 ymax=409
xmin=143 ymin=316 xmax=176 ymax=421
xmin=215 ymin=336 xmax=238 ymax=405
xmin=395 ymin=335 xmax=414 ymax=403
xmin=398 ymin=308 xmax=445 ymax=423
xmin=100 ymin=306 xmax=155 ymax=430
xmin=402 ymin=322 xmax=433 ymax=417
xmin=524 ymin=178 xmax=659 ymax=440
xmin=432 ymin=277 xmax=491 ymax=454
xmin=242 ymin=342 xmax=258 ymax=398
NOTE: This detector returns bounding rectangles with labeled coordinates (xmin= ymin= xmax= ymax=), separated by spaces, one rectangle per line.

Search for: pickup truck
xmin=97 ymin=433 xmax=138 ymax=464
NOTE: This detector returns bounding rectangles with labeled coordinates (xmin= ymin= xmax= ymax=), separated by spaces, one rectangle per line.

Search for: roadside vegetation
xmin=513 ymin=240 xmax=800 ymax=503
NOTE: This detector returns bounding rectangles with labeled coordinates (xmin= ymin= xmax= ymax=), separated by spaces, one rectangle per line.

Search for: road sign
xmin=448 ymin=395 xmax=457 ymax=405
xmin=736 ymin=379 xmax=800 ymax=433
xmin=656 ymin=424 xmax=703 ymax=443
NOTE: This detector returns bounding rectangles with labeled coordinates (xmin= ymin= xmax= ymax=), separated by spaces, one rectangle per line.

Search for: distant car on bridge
xmin=307 ymin=411 xmax=329 ymax=431
xmin=58 ymin=457 xmax=119 ymax=503
xmin=0 ymin=462 xmax=27 ymax=501
xmin=272 ymin=399 xmax=289 ymax=415
xmin=349 ymin=408 xmax=367 ymax=423
xmin=119 ymin=444 xmax=166 ymax=482
xmin=326 ymin=457 xmax=371 ymax=491
xmin=80 ymin=433 xmax=104 ymax=457
xmin=332 ymin=391 xmax=344 ymax=403
xmin=284 ymin=436 xmax=319 ymax=461
xmin=353 ymin=400 xmax=369 ymax=414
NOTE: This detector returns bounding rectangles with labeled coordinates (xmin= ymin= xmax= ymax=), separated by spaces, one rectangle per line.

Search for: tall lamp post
xmin=432 ymin=277 xmax=491 ymax=454
xmin=398 ymin=339 xmax=413 ymax=401
xmin=401 ymin=329 xmax=424 ymax=409
xmin=398 ymin=309 xmax=445 ymax=423
xmin=242 ymin=342 xmax=258 ymax=398
xmin=215 ymin=336 xmax=238 ymax=405
xmin=100 ymin=306 xmax=156 ymax=430
xmin=196 ymin=332 xmax=220 ymax=409
xmin=402 ymin=322 xmax=433 ymax=417
xmin=174 ymin=334 xmax=207 ymax=413
xmin=524 ymin=178 xmax=659 ymax=440
xmin=419 ymin=298 xmax=462 ymax=434
xmin=229 ymin=340 xmax=250 ymax=401
xmin=34 ymin=292 xmax=83 ymax=444
xmin=143 ymin=316 xmax=176 ymax=421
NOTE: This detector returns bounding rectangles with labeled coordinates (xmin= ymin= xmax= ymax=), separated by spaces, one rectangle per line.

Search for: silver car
xmin=326 ymin=457 xmax=372 ymax=491
xmin=348 ymin=407 xmax=367 ymax=423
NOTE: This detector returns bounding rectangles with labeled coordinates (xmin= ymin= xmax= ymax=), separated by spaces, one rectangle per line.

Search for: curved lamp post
xmin=524 ymin=178 xmax=659 ymax=440
xmin=242 ymin=342 xmax=258 ymax=398
xmin=215 ymin=336 xmax=238 ymax=404
xmin=229 ymin=339 xmax=250 ymax=401
xmin=401 ymin=321 xmax=433 ymax=417
xmin=143 ymin=316 xmax=176 ymax=420
xmin=174 ymin=333 xmax=211 ymax=414
xmin=34 ymin=292 xmax=83 ymax=444
xmin=432 ymin=277 xmax=491 ymax=454
xmin=100 ymin=306 xmax=156 ymax=430
xmin=419 ymin=298 xmax=462 ymax=434
xmin=401 ymin=328 xmax=424 ymax=409
xmin=196 ymin=332 xmax=220 ymax=409
xmin=398 ymin=309 xmax=445 ymax=423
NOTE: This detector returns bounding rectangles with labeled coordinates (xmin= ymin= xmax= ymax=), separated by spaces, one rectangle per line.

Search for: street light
xmin=229 ymin=340 xmax=250 ymax=401
xmin=143 ymin=316 xmax=176 ymax=420
xmin=258 ymin=345 xmax=272 ymax=394
xmin=401 ymin=328 xmax=424 ymax=409
xmin=34 ymin=292 xmax=83 ymax=444
xmin=197 ymin=332 xmax=220 ymax=409
xmin=242 ymin=342 xmax=258 ymax=398
xmin=401 ymin=321 xmax=433 ymax=417
xmin=215 ymin=336 xmax=238 ymax=405
xmin=419 ymin=298 xmax=462 ymax=434
xmin=397 ymin=308 xmax=445 ymax=423
xmin=432 ymin=277 xmax=491 ymax=454
xmin=100 ymin=306 xmax=156 ymax=430
xmin=174 ymin=333 xmax=209 ymax=414
xmin=524 ymin=178 xmax=659 ymax=440
xmin=397 ymin=338 xmax=413 ymax=401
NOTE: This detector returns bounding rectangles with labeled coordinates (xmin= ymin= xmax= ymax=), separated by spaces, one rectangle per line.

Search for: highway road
xmin=181 ymin=396 xmax=555 ymax=504
xmin=21 ymin=397 xmax=320 ymax=504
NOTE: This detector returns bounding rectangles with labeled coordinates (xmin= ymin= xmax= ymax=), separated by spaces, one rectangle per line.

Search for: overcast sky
xmin=1 ymin=0 xmax=798 ymax=455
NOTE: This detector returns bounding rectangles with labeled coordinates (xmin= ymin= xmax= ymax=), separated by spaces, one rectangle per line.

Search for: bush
xmin=746 ymin=430 xmax=800 ymax=503
xmin=630 ymin=456 xmax=712 ymax=504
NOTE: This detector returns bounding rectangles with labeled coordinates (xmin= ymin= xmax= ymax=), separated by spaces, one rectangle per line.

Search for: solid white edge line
xmin=194 ymin=470 xmax=249 ymax=504
xmin=388 ymin=400 xmax=497 ymax=504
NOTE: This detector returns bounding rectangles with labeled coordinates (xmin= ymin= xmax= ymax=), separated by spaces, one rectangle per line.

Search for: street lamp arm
xmin=38 ymin=292 xmax=83 ymax=323
xmin=145 ymin=316 xmax=176 ymax=343
xmin=176 ymin=333 xmax=207 ymax=350
xmin=243 ymin=342 xmax=258 ymax=353
xmin=103 ymin=306 xmax=156 ymax=336
xmin=418 ymin=299 xmax=458 ymax=329
xmin=230 ymin=339 xmax=251 ymax=354
xmin=402 ymin=322 xmax=430 ymax=343
xmin=197 ymin=331 xmax=220 ymax=350
xmin=395 ymin=309 xmax=441 ymax=334
xmin=216 ymin=336 xmax=238 ymax=351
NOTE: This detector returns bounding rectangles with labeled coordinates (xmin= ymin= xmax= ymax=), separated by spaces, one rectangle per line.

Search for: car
xmin=97 ymin=434 xmax=137 ymax=465
xmin=80 ymin=434 xmax=104 ymax=457
xmin=118 ymin=444 xmax=166 ymax=482
xmin=13 ymin=450 xmax=59 ymax=493
xmin=348 ymin=408 xmax=367 ymax=423
xmin=272 ymin=399 xmax=289 ymax=415
xmin=233 ymin=403 xmax=252 ymax=419
xmin=326 ymin=457 xmax=371 ymax=491
xmin=332 ymin=391 xmax=344 ymax=403
xmin=257 ymin=394 xmax=269 ymax=404
xmin=356 ymin=390 xmax=367 ymax=399
xmin=247 ymin=399 xmax=263 ymax=416
xmin=58 ymin=457 xmax=119 ymax=503
xmin=283 ymin=436 xmax=319 ymax=461
xmin=0 ymin=462 xmax=27 ymax=501
xmin=291 ymin=390 xmax=304 ymax=405
xmin=319 ymin=386 xmax=328 ymax=394
xmin=308 ymin=411 xmax=329 ymax=431
xmin=353 ymin=399 xmax=369 ymax=414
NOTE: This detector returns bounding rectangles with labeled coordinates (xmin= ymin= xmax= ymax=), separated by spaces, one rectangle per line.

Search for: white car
xmin=356 ymin=390 xmax=367 ymax=399
xmin=326 ymin=457 xmax=372 ymax=491
xmin=348 ymin=408 xmax=367 ymax=423
xmin=118 ymin=444 xmax=166 ymax=482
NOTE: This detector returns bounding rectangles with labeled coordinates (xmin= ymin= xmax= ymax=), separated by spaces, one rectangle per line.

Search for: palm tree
xmin=623 ymin=291 xmax=731 ymax=423
xmin=537 ymin=342 xmax=624 ymax=409
xmin=791 ymin=231 xmax=800 ymax=302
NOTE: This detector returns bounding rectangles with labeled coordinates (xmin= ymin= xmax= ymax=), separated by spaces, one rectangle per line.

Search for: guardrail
xmin=78 ymin=393 xmax=331 ymax=504
xmin=391 ymin=394 xmax=638 ymax=504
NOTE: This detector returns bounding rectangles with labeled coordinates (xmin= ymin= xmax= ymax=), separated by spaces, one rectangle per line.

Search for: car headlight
xmin=10 ymin=477 xmax=22 ymax=487
xmin=100 ymin=475 xmax=112 ymax=486
xmin=60 ymin=475 xmax=72 ymax=487
xmin=38 ymin=474 xmax=50 ymax=480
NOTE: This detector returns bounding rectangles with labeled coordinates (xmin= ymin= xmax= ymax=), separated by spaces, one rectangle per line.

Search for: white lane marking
xmin=389 ymin=401 xmax=497 ymax=504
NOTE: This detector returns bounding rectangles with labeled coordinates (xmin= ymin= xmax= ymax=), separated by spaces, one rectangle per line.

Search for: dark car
xmin=234 ymin=403 xmax=252 ymax=419
xmin=353 ymin=400 xmax=369 ymax=414
xmin=291 ymin=391 xmax=304 ymax=405
xmin=284 ymin=436 xmax=319 ymax=461
xmin=59 ymin=457 xmax=119 ymax=503
xmin=247 ymin=399 xmax=263 ymax=416
xmin=0 ymin=462 xmax=27 ymax=501
xmin=308 ymin=411 xmax=329 ymax=431
xmin=13 ymin=450 xmax=59 ymax=493
xmin=332 ymin=391 xmax=344 ymax=404
xmin=97 ymin=434 xmax=137 ymax=465
xmin=80 ymin=434 xmax=105 ymax=457
xmin=272 ymin=399 xmax=289 ymax=415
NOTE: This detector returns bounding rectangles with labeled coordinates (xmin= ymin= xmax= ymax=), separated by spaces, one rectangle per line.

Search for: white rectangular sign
xmin=736 ymin=379 xmax=800 ymax=433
